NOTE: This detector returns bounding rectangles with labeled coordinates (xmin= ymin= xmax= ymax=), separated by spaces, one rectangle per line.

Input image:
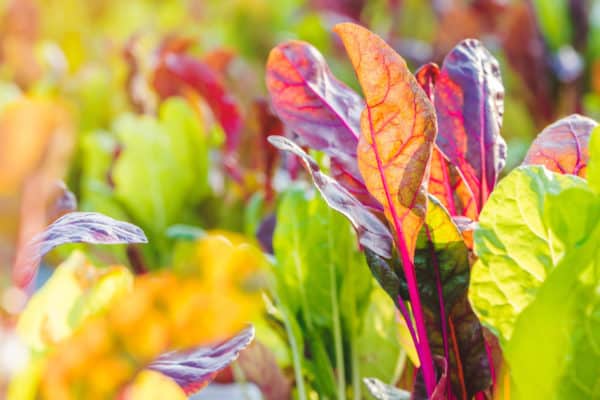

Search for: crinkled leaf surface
xmin=469 ymin=166 xmax=586 ymax=343
xmin=434 ymin=39 xmax=506 ymax=211
xmin=588 ymin=127 xmax=600 ymax=193
xmin=334 ymin=22 xmax=436 ymax=259
xmin=268 ymin=135 xmax=393 ymax=259
xmin=523 ymin=114 xmax=597 ymax=177
xmin=149 ymin=326 xmax=254 ymax=395
xmin=504 ymin=188 xmax=600 ymax=399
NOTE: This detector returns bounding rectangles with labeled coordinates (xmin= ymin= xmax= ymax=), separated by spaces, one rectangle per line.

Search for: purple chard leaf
xmin=268 ymin=135 xmax=393 ymax=259
xmin=13 ymin=212 xmax=148 ymax=288
xmin=149 ymin=325 xmax=255 ymax=396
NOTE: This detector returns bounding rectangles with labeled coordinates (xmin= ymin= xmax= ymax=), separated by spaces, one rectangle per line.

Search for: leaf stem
xmin=327 ymin=207 xmax=347 ymax=400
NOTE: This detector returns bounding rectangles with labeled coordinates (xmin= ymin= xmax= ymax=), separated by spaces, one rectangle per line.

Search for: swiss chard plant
xmin=266 ymin=22 xmax=599 ymax=399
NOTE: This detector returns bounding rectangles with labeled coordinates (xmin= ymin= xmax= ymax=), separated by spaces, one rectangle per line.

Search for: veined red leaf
xmin=416 ymin=63 xmax=478 ymax=222
xmin=148 ymin=326 xmax=254 ymax=396
xmin=13 ymin=212 xmax=148 ymax=288
xmin=434 ymin=39 xmax=506 ymax=212
xmin=265 ymin=41 xmax=381 ymax=208
xmin=522 ymin=114 xmax=597 ymax=177
xmin=268 ymin=135 xmax=393 ymax=259
xmin=334 ymin=22 xmax=437 ymax=395
xmin=153 ymin=53 xmax=242 ymax=154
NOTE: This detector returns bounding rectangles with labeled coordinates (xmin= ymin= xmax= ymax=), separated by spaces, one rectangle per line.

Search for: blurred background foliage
xmin=1 ymin=0 xmax=599 ymax=398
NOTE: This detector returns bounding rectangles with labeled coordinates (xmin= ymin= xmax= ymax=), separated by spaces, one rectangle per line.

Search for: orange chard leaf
xmin=522 ymin=114 xmax=597 ymax=177
xmin=334 ymin=22 xmax=438 ymax=395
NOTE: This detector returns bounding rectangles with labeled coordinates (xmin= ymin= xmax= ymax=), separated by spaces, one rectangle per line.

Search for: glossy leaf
xmin=268 ymin=135 xmax=393 ymax=259
xmin=149 ymin=326 xmax=254 ymax=395
xmin=504 ymin=190 xmax=600 ymax=400
xmin=13 ymin=212 xmax=147 ymax=288
xmin=434 ymin=39 xmax=506 ymax=211
xmin=335 ymin=22 xmax=437 ymax=393
xmin=469 ymin=166 xmax=586 ymax=344
xmin=334 ymin=22 xmax=436 ymax=260
xmin=413 ymin=197 xmax=490 ymax=398
xmin=523 ymin=114 xmax=597 ymax=177
xmin=266 ymin=40 xmax=378 ymax=209
xmin=415 ymin=63 xmax=477 ymax=221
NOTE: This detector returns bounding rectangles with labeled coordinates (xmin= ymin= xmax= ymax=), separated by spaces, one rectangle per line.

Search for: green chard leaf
xmin=469 ymin=166 xmax=586 ymax=343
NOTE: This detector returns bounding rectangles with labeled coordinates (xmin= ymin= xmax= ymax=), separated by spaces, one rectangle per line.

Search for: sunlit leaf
xmin=334 ymin=22 xmax=436 ymax=261
xmin=523 ymin=114 xmax=597 ymax=177
xmin=149 ymin=326 xmax=254 ymax=395
xmin=469 ymin=166 xmax=586 ymax=343
xmin=434 ymin=39 xmax=506 ymax=211
xmin=268 ymin=135 xmax=393 ymax=259
xmin=265 ymin=40 xmax=378 ymax=208
xmin=13 ymin=212 xmax=146 ymax=288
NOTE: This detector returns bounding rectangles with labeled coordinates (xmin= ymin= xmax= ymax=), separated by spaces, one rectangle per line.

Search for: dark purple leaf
xmin=268 ymin=135 xmax=393 ymax=259
xmin=412 ymin=357 xmax=449 ymax=400
xmin=434 ymin=39 xmax=506 ymax=211
xmin=256 ymin=213 xmax=276 ymax=255
xmin=149 ymin=326 xmax=254 ymax=395
xmin=13 ymin=212 xmax=147 ymax=287
xmin=522 ymin=113 xmax=597 ymax=177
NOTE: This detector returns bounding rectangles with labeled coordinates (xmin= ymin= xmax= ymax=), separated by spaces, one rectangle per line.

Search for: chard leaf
xmin=334 ymin=22 xmax=437 ymax=392
xmin=334 ymin=22 xmax=436 ymax=261
xmin=415 ymin=62 xmax=477 ymax=221
xmin=13 ymin=212 xmax=147 ymax=287
xmin=265 ymin=41 xmax=378 ymax=208
xmin=153 ymin=53 xmax=242 ymax=155
xmin=589 ymin=127 xmax=600 ymax=193
xmin=111 ymin=98 xmax=209 ymax=248
xmin=364 ymin=378 xmax=410 ymax=400
xmin=268 ymin=135 xmax=393 ymax=259
xmin=434 ymin=39 xmax=506 ymax=211
xmin=148 ymin=326 xmax=254 ymax=395
xmin=523 ymin=114 xmax=597 ymax=177
xmin=272 ymin=188 xmax=401 ymax=397
xmin=469 ymin=166 xmax=586 ymax=343
xmin=504 ymin=189 xmax=600 ymax=399
xmin=414 ymin=197 xmax=490 ymax=398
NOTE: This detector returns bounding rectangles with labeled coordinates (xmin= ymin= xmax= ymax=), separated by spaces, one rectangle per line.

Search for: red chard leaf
xmin=522 ymin=114 xmax=598 ymax=177
xmin=268 ymin=135 xmax=393 ymax=259
xmin=149 ymin=326 xmax=254 ymax=396
xmin=266 ymin=41 xmax=380 ymax=207
xmin=153 ymin=53 xmax=243 ymax=155
xmin=13 ymin=212 xmax=148 ymax=288
xmin=434 ymin=39 xmax=506 ymax=212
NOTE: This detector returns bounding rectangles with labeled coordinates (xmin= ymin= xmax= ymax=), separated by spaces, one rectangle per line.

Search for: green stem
xmin=328 ymin=209 xmax=346 ymax=400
